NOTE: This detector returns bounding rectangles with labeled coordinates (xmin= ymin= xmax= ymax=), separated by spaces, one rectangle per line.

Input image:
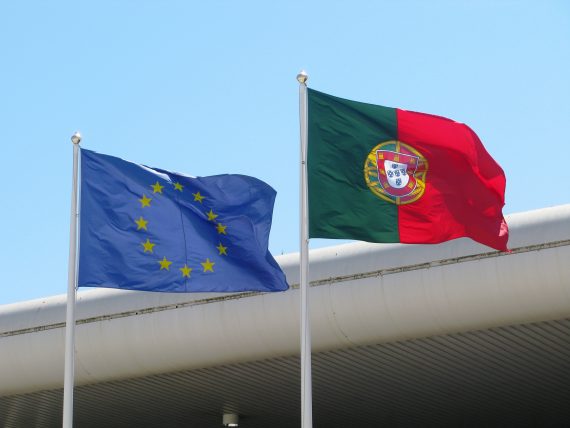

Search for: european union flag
xmin=78 ymin=149 xmax=289 ymax=293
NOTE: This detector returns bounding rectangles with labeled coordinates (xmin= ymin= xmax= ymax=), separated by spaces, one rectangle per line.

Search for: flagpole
xmin=297 ymin=70 xmax=313 ymax=428
xmin=63 ymin=132 xmax=81 ymax=428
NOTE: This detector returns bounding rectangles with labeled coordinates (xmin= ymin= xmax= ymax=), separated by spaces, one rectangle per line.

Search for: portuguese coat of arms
xmin=364 ymin=141 xmax=428 ymax=205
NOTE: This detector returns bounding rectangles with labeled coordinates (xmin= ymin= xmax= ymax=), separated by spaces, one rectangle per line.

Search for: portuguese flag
xmin=307 ymin=89 xmax=509 ymax=251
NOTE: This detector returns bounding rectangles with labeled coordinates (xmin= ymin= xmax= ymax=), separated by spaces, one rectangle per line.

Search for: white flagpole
xmin=297 ymin=70 xmax=313 ymax=428
xmin=63 ymin=132 xmax=81 ymax=428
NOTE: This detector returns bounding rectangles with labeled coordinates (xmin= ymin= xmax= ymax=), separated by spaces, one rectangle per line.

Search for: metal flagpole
xmin=297 ymin=70 xmax=313 ymax=428
xmin=63 ymin=132 xmax=81 ymax=428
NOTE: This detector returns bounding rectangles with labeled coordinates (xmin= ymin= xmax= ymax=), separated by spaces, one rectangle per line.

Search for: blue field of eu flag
xmin=78 ymin=149 xmax=289 ymax=293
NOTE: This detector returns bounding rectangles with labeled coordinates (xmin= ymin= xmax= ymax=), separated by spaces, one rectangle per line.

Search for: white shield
xmin=384 ymin=160 xmax=409 ymax=189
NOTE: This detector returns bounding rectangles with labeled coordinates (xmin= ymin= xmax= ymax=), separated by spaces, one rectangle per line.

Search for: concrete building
xmin=1 ymin=205 xmax=569 ymax=427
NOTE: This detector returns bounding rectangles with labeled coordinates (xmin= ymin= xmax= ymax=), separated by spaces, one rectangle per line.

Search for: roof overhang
xmin=1 ymin=205 xmax=569 ymax=426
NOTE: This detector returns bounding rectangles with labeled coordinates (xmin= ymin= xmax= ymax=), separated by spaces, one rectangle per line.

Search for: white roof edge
xmin=1 ymin=204 xmax=570 ymax=332
xmin=0 ymin=204 xmax=569 ymax=396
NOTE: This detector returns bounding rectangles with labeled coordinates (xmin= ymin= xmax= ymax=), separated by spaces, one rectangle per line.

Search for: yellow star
xmin=206 ymin=209 xmax=218 ymax=222
xmin=201 ymin=258 xmax=215 ymax=272
xmin=174 ymin=182 xmax=184 ymax=192
xmin=180 ymin=264 xmax=193 ymax=278
xmin=135 ymin=216 xmax=148 ymax=231
xmin=141 ymin=238 xmax=155 ymax=253
xmin=151 ymin=181 xmax=164 ymax=194
xmin=193 ymin=192 xmax=205 ymax=203
xmin=159 ymin=256 xmax=172 ymax=271
xmin=139 ymin=194 xmax=152 ymax=208
xmin=216 ymin=223 xmax=227 ymax=235
xmin=216 ymin=243 xmax=228 ymax=256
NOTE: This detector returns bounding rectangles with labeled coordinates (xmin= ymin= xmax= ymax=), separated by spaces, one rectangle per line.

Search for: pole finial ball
xmin=71 ymin=132 xmax=82 ymax=145
xmin=297 ymin=70 xmax=308 ymax=84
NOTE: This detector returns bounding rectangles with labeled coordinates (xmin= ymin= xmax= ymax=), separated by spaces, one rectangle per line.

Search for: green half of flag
xmin=307 ymin=88 xmax=508 ymax=251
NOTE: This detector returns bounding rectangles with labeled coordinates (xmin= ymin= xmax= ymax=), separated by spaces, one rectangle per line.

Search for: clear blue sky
xmin=1 ymin=1 xmax=568 ymax=304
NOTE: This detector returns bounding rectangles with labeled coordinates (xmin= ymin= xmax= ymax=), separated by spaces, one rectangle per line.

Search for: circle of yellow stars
xmin=134 ymin=179 xmax=229 ymax=279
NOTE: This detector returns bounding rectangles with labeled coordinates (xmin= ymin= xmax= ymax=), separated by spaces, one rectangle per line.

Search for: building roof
xmin=1 ymin=205 xmax=569 ymax=427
